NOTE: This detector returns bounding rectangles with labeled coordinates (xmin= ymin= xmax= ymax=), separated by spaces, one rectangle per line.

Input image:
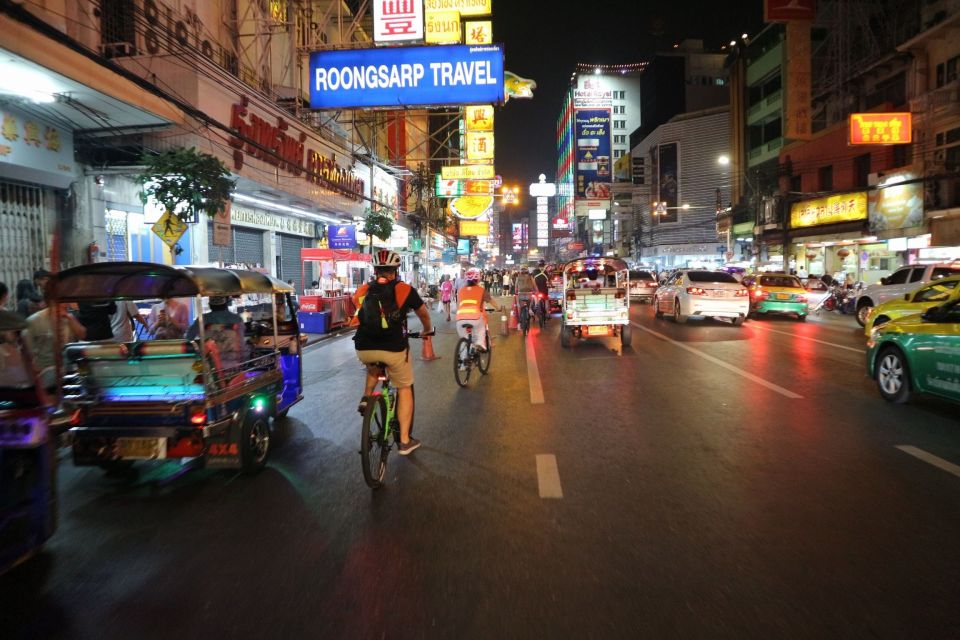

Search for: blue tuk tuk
xmin=49 ymin=263 xmax=304 ymax=474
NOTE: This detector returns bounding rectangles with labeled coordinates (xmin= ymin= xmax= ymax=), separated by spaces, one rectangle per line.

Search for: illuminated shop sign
xmin=229 ymin=96 xmax=363 ymax=201
xmin=309 ymin=44 xmax=504 ymax=109
xmin=790 ymin=192 xmax=868 ymax=229
xmin=441 ymin=164 xmax=495 ymax=180
xmin=423 ymin=0 xmax=491 ymax=16
xmin=373 ymin=0 xmax=425 ymax=43
xmin=849 ymin=113 xmax=912 ymax=145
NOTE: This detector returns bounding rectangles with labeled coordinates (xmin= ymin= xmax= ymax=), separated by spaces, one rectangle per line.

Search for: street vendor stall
xmin=300 ymin=248 xmax=372 ymax=331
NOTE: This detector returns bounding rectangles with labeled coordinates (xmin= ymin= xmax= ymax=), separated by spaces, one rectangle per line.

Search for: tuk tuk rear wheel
xmin=241 ymin=414 xmax=270 ymax=474
xmin=620 ymin=323 xmax=633 ymax=347
xmin=561 ymin=325 xmax=575 ymax=349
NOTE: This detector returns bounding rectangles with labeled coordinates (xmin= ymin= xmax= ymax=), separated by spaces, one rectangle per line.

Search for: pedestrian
xmin=16 ymin=269 xmax=48 ymax=318
xmin=439 ymin=274 xmax=454 ymax=321
xmin=110 ymin=300 xmax=147 ymax=343
xmin=26 ymin=298 xmax=87 ymax=393
xmin=148 ymin=297 xmax=189 ymax=339
xmin=502 ymin=270 xmax=512 ymax=295
xmin=77 ymin=299 xmax=118 ymax=341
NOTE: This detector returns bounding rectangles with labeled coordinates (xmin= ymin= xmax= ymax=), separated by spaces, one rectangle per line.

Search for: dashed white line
xmin=749 ymin=324 xmax=866 ymax=354
xmin=526 ymin=335 xmax=545 ymax=405
xmin=632 ymin=322 xmax=804 ymax=399
xmin=536 ymin=454 xmax=563 ymax=498
xmin=895 ymin=445 xmax=960 ymax=479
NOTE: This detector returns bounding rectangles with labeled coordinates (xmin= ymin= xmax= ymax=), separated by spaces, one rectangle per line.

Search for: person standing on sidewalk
xmin=439 ymin=275 xmax=454 ymax=321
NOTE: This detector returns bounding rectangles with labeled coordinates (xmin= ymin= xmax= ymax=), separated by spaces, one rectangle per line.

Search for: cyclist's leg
xmin=356 ymin=351 xmax=384 ymax=412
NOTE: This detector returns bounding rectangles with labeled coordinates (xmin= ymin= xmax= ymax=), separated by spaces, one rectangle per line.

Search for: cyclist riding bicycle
xmin=532 ymin=260 xmax=551 ymax=319
xmin=352 ymin=249 xmax=434 ymax=455
xmin=455 ymin=268 xmax=501 ymax=351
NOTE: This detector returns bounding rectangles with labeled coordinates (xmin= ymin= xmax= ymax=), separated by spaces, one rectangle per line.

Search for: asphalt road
xmin=3 ymin=301 xmax=960 ymax=639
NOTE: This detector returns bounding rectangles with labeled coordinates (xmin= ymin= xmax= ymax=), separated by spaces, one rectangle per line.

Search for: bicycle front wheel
xmin=454 ymin=337 xmax=472 ymax=387
xmin=477 ymin=333 xmax=491 ymax=374
xmin=360 ymin=394 xmax=388 ymax=489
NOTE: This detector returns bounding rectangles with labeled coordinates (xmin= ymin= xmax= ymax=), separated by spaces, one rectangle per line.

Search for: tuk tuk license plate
xmin=117 ymin=437 xmax=167 ymax=459
xmin=587 ymin=326 xmax=609 ymax=336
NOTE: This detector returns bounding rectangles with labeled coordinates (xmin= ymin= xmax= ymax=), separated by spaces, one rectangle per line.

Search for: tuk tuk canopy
xmin=48 ymin=262 xmax=295 ymax=301
xmin=561 ymin=258 xmax=630 ymax=276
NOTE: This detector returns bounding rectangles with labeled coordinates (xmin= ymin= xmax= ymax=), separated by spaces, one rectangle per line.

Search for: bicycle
xmin=453 ymin=321 xmax=491 ymax=387
xmin=359 ymin=331 xmax=431 ymax=489
xmin=533 ymin=292 xmax=548 ymax=328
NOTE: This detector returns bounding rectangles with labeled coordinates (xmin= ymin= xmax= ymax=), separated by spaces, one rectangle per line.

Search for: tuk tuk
xmin=0 ymin=310 xmax=60 ymax=574
xmin=559 ymin=258 xmax=632 ymax=348
xmin=48 ymin=263 xmax=304 ymax=474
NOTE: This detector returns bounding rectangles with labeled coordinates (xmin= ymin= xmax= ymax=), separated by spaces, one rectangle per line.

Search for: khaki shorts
xmin=357 ymin=349 xmax=414 ymax=388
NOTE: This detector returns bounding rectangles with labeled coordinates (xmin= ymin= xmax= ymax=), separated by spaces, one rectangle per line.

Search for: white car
xmin=654 ymin=270 xmax=749 ymax=326
xmin=855 ymin=263 xmax=960 ymax=326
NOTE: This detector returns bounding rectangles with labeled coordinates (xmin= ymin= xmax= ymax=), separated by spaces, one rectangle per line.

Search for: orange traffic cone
xmin=508 ymin=303 xmax=519 ymax=331
xmin=420 ymin=335 xmax=440 ymax=361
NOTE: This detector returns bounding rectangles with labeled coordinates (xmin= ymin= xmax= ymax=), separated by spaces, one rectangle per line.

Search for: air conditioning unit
xmin=99 ymin=41 xmax=135 ymax=58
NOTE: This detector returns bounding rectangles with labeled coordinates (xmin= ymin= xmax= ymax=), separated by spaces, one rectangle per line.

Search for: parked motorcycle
xmin=813 ymin=282 xmax=863 ymax=316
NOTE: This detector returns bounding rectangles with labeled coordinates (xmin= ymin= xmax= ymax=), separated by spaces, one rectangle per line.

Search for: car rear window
xmin=631 ymin=271 xmax=653 ymax=280
xmin=932 ymin=267 xmax=960 ymax=279
xmin=759 ymin=275 xmax=802 ymax=288
xmin=687 ymin=271 xmax=738 ymax=284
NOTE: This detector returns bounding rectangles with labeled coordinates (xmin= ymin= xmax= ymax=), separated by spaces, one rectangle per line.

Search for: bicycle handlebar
xmin=407 ymin=330 xmax=436 ymax=339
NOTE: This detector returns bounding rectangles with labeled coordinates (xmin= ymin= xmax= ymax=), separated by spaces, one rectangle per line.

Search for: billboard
xmin=424 ymin=0 xmax=491 ymax=15
xmin=457 ymin=238 xmax=471 ymax=254
xmin=869 ymin=173 xmax=923 ymax=232
xmin=784 ymin=21 xmax=812 ymax=140
xmin=465 ymin=131 xmax=495 ymax=161
xmin=465 ymin=21 xmax=492 ymax=45
xmin=373 ymin=0 xmax=424 ymax=43
xmin=790 ymin=192 xmax=868 ymax=229
xmin=465 ymin=104 xmax=494 ymax=131
xmin=459 ymin=220 xmax=490 ymax=236
xmin=441 ymin=164 xmax=494 ymax=180
xmin=656 ymin=142 xmax=679 ymax=224
xmin=310 ymin=44 xmax=504 ymax=109
xmin=328 ymin=224 xmax=357 ymax=249
xmin=849 ymin=113 xmax=912 ymax=145
xmin=574 ymin=109 xmax=612 ymax=199
xmin=511 ymin=223 xmax=526 ymax=250
xmin=425 ymin=10 xmax=461 ymax=44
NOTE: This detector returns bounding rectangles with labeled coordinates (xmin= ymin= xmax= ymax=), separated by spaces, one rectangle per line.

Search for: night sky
xmin=494 ymin=0 xmax=765 ymax=189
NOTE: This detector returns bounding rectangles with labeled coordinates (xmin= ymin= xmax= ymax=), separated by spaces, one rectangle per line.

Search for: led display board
xmin=309 ymin=44 xmax=504 ymax=109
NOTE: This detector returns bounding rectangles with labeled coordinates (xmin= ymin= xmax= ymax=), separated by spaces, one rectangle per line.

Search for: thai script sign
xmin=849 ymin=113 xmax=912 ymax=145
xmin=441 ymin=164 xmax=495 ymax=180
xmin=423 ymin=0 xmax=491 ymax=16
xmin=575 ymin=109 xmax=611 ymax=199
xmin=309 ymin=45 xmax=504 ymax=109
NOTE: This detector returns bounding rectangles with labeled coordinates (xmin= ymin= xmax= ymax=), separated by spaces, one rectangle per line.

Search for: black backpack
xmin=357 ymin=280 xmax=409 ymax=339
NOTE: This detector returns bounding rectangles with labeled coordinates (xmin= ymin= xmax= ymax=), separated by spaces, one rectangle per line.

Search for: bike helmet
xmin=372 ymin=249 xmax=402 ymax=268
xmin=465 ymin=267 xmax=482 ymax=282
xmin=520 ymin=265 xmax=529 ymax=273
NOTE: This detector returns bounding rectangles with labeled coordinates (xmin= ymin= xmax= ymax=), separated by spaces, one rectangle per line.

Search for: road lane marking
xmin=536 ymin=454 xmax=563 ymax=498
xmin=895 ymin=446 xmax=960 ymax=479
xmin=632 ymin=322 xmax=804 ymax=399
xmin=749 ymin=324 xmax=866 ymax=354
xmin=526 ymin=335 xmax=545 ymax=405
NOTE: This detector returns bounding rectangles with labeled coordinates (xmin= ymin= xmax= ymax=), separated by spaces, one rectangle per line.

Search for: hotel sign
xmin=790 ymin=192 xmax=868 ymax=229
xmin=849 ymin=113 xmax=912 ymax=145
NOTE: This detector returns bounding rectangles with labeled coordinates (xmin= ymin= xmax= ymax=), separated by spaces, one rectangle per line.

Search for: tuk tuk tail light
xmin=615 ymin=290 xmax=625 ymax=299
xmin=189 ymin=407 xmax=206 ymax=426
xmin=566 ymin=291 xmax=577 ymax=301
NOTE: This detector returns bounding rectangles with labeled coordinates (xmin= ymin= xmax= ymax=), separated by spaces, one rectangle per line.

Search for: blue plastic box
xmin=298 ymin=311 xmax=330 ymax=334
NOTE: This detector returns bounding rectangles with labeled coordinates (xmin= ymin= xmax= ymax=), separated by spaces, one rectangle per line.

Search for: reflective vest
xmin=456 ymin=286 xmax=486 ymax=321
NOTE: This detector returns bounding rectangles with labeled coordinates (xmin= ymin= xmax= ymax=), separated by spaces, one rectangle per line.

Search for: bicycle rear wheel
xmin=454 ymin=337 xmax=472 ymax=387
xmin=520 ymin=305 xmax=529 ymax=337
xmin=477 ymin=333 xmax=491 ymax=374
xmin=360 ymin=394 xmax=388 ymax=489
xmin=538 ymin=301 xmax=546 ymax=328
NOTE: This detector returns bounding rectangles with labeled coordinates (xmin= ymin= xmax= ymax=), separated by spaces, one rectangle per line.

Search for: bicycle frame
xmin=371 ymin=367 xmax=398 ymax=443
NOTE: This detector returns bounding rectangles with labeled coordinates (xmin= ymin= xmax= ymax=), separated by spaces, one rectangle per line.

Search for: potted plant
xmin=136 ymin=147 xmax=235 ymax=223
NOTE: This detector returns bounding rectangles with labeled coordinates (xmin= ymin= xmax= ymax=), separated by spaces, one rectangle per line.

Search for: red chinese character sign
xmin=764 ymin=0 xmax=816 ymax=21
xmin=849 ymin=113 xmax=912 ymax=145
xmin=373 ymin=0 xmax=424 ymax=43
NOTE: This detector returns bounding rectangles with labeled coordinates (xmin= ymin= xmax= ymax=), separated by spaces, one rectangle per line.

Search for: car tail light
xmin=751 ymin=288 xmax=766 ymax=299
xmin=686 ymin=287 xmax=706 ymax=296
xmin=647 ymin=282 xmax=657 ymax=288
xmin=736 ymin=289 xmax=750 ymax=297
xmin=796 ymin=294 xmax=808 ymax=303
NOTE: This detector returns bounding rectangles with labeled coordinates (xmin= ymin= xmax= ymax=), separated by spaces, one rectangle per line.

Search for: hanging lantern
xmin=805 ymin=252 xmax=817 ymax=260
xmin=837 ymin=248 xmax=851 ymax=259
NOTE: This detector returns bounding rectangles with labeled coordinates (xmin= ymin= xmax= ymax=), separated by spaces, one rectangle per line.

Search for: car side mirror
xmin=880 ymin=277 xmax=889 ymax=285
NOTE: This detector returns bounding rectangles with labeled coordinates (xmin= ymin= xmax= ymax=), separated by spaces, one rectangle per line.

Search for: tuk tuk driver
xmin=455 ymin=268 xmax=501 ymax=351
xmin=185 ymin=296 xmax=245 ymax=342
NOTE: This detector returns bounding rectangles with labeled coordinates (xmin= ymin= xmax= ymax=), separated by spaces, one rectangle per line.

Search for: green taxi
xmin=863 ymin=275 xmax=960 ymax=336
xmin=742 ymin=273 xmax=808 ymax=321
xmin=866 ymin=298 xmax=960 ymax=404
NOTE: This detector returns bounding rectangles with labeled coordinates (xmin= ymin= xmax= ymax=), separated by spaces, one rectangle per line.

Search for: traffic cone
xmin=499 ymin=312 xmax=509 ymax=336
xmin=508 ymin=303 xmax=519 ymax=330
xmin=420 ymin=335 xmax=440 ymax=361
